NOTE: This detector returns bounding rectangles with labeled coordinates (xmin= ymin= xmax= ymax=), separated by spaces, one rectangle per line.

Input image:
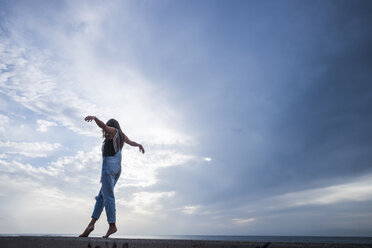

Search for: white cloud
xmin=237 ymin=174 xmax=372 ymax=215
xmin=123 ymin=191 xmax=175 ymax=216
xmin=118 ymin=148 xmax=194 ymax=188
xmin=0 ymin=159 xmax=61 ymax=178
xmin=0 ymin=141 xmax=61 ymax=151
xmin=0 ymin=114 xmax=9 ymax=132
xmin=0 ymin=146 xmax=101 ymax=191
xmin=232 ymin=218 xmax=255 ymax=225
xmin=36 ymin=119 xmax=57 ymax=132
xmin=277 ymin=176 xmax=372 ymax=207
xmin=0 ymin=173 xmax=92 ymax=233
xmin=0 ymin=38 xmax=105 ymax=137
xmin=182 ymin=205 xmax=200 ymax=215
xmin=0 ymin=141 xmax=61 ymax=158
xmin=49 ymin=148 xmax=102 ymax=183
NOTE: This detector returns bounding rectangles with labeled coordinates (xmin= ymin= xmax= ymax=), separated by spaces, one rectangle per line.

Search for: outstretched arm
xmin=124 ymin=134 xmax=145 ymax=154
xmin=84 ymin=115 xmax=116 ymax=138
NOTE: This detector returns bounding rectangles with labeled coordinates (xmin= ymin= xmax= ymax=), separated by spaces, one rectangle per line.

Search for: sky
xmin=0 ymin=0 xmax=372 ymax=237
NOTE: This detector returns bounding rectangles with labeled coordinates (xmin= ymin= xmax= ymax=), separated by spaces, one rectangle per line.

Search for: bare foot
xmin=79 ymin=225 xmax=94 ymax=237
xmin=102 ymin=225 xmax=117 ymax=238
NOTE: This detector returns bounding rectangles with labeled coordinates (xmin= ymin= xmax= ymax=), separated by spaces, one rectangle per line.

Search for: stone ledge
xmin=0 ymin=236 xmax=371 ymax=248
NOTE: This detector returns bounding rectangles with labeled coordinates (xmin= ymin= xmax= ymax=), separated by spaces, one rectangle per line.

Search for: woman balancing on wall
xmin=79 ymin=116 xmax=145 ymax=238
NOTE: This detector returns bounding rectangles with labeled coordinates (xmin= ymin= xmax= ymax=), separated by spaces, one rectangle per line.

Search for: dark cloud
xmin=152 ymin=0 xmax=372 ymax=221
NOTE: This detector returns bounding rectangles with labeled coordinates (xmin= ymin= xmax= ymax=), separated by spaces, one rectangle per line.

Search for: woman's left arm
xmin=124 ymin=134 xmax=145 ymax=154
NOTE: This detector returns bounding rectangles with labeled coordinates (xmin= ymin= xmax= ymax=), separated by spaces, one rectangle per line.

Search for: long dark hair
xmin=103 ymin=118 xmax=125 ymax=149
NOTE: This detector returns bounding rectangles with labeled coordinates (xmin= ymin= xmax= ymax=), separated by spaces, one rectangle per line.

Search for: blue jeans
xmin=92 ymin=150 xmax=122 ymax=223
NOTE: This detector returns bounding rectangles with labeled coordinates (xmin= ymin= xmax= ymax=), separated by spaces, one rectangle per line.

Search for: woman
xmin=79 ymin=116 xmax=145 ymax=238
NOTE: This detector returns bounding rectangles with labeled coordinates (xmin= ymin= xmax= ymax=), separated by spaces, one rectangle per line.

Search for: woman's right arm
xmin=84 ymin=116 xmax=116 ymax=137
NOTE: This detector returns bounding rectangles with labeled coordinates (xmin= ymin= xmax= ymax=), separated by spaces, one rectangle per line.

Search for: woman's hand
xmin=139 ymin=144 xmax=145 ymax=154
xmin=85 ymin=116 xmax=96 ymax=122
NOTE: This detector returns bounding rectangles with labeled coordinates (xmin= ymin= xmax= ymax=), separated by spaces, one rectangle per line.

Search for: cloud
xmin=0 ymin=141 xmax=61 ymax=158
xmin=36 ymin=119 xmax=57 ymax=132
xmin=225 ymin=173 xmax=372 ymax=223
xmin=119 ymin=148 xmax=195 ymax=188
xmin=0 ymin=1 xmax=196 ymax=231
xmin=124 ymin=191 xmax=175 ymax=216
xmin=0 ymin=4 xmax=193 ymax=145
xmin=1 ymin=0 xmax=372 ymax=236
xmin=232 ymin=218 xmax=255 ymax=225
xmin=0 ymin=114 xmax=9 ymax=132
xmin=182 ymin=205 xmax=200 ymax=215
xmin=0 ymin=173 xmax=92 ymax=233
xmin=0 ymin=38 xmax=100 ymax=136
xmin=0 ymin=159 xmax=61 ymax=178
xmin=275 ymin=175 xmax=372 ymax=207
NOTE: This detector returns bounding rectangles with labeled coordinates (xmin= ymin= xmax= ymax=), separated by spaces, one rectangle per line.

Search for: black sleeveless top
xmin=102 ymin=129 xmax=121 ymax=157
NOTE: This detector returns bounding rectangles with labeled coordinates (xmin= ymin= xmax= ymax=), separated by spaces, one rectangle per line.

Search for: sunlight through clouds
xmin=202 ymin=157 xmax=212 ymax=162
xmin=125 ymin=191 xmax=175 ymax=216
xmin=119 ymin=149 xmax=195 ymax=187
xmin=0 ymin=0 xmax=196 ymax=235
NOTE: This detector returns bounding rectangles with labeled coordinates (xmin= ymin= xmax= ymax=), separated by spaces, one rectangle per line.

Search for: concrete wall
xmin=0 ymin=236 xmax=371 ymax=248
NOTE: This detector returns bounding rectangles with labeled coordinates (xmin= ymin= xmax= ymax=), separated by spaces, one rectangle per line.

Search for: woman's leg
xmin=103 ymin=223 xmax=117 ymax=238
xmin=92 ymin=188 xmax=105 ymax=220
xmin=101 ymin=171 xmax=116 ymax=223
xmin=79 ymin=188 xmax=104 ymax=237
xmin=79 ymin=218 xmax=97 ymax=237
xmin=101 ymin=169 xmax=118 ymax=238
xmin=101 ymin=155 xmax=122 ymax=238
xmin=102 ymin=170 xmax=121 ymax=238
xmin=101 ymin=164 xmax=122 ymax=238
